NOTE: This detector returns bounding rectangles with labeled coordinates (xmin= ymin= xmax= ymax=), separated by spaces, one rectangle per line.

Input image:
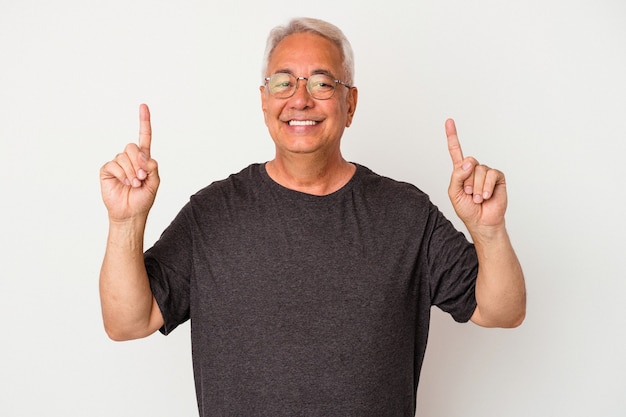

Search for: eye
xmin=270 ymin=73 xmax=295 ymax=91
xmin=309 ymin=75 xmax=335 ymax=91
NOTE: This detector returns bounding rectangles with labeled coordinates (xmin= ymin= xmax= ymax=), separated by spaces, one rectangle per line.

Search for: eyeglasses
xmin=264 ymin=72 xmax=352 ymax=100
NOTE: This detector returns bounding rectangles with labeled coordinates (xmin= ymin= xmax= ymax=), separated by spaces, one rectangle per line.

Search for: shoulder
xmin=175 ymin=164 xmax=268 ymax=219
xmin=192 ymin=164 xmax=263 ymax=201
xmin=354 ymin=164 xmax=430 ymax=203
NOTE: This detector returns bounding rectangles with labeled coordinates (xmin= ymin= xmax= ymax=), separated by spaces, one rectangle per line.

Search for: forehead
xmin=268 ymin=32 xmax=344 ymax=75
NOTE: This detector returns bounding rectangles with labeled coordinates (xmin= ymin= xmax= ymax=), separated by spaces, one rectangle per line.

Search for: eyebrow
xmin=273 ymin=68 xmax=335 ymax=78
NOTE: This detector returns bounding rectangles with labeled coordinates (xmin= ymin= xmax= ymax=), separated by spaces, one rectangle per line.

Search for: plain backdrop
xmin=1 ymin=1 xmax=625 ymax=416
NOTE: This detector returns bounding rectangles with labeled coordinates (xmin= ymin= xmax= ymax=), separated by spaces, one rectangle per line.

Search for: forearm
xmin=470 ymin=225 xmax=526 ymax=328
xmin=99 ymin=218 xmax=162 ymax=340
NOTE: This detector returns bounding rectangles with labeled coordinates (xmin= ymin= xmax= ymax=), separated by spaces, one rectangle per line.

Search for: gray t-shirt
xmin=145 ymin=163 xmax=478 ymax=416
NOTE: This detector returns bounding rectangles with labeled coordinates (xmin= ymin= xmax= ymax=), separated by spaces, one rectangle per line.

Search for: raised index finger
xmin=138 ymin=103 xmax=152 ymax=156
xmin=445 ymin=118 xmax=464 ymax=166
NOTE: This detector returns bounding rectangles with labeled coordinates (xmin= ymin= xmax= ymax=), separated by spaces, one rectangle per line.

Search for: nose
xmin=289 ymin=78 xmax=314 ymax=108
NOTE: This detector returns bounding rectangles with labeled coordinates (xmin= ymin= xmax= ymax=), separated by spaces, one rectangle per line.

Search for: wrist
xmin=107 ymin=216 xmax=148 ymax=250
xmin=468 ymin=222 xmax=508 ymax=246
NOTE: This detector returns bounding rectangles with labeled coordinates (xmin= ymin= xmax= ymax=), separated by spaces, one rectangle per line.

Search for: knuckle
xmin=124 ymin=143 xmax=139 ymax=153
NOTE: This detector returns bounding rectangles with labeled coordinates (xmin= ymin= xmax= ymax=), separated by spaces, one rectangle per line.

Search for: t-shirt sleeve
xmin=144 ymin=203 xmax=193 ymax=335
xmin=426 ymin=204 xmax=478 ymax=323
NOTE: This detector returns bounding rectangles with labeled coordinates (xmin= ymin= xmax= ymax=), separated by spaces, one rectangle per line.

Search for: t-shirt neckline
xmin=258 ymin=162 xmax=362 ymax=202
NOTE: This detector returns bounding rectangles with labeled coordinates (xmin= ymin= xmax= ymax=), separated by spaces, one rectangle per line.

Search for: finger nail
xmin=137 ymin=169 xmax=147 ymax=180
xmin=474 ymin=194 xmax=483 ymax=203
xmin=132 ymin=178 xmax=142 ymax=188
xmin=465 ymin=186 xmax=473 ymax=195
xmin=462 ymin=162 xmax=472 ymax=171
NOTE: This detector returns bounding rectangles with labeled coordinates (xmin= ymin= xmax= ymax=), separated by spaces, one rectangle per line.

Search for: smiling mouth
xmin=289 ymin=120 xmax=318 ymax=126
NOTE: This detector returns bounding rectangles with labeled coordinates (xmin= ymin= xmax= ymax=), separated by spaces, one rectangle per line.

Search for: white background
xmin=1 ymin=1 xmax=625 ymax=416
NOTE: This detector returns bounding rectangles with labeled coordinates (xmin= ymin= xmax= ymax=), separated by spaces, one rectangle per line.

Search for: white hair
xmin=261 ymin=17 xmax=355 ymax=86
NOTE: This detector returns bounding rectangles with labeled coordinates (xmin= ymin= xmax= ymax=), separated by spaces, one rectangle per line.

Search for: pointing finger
xmin=138 ymin=103 xmax=152 ymax=157
xmin=445 ymin=118 xmax=464 ymax=166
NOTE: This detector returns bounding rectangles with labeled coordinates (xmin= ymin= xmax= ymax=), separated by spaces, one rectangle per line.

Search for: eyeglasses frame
xmin=264 ymin=73 xmax=352 ymax=100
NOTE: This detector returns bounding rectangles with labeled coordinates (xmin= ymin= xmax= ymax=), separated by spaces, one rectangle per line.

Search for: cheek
xmin=261 ymin=103 xmax=273 ymax=127
xmin=262 ymin=105 xmax=277 ymax=127
xmin=262 ymin=103 xmax=283 ymax=129
xmin=261 ymin=94 xmax=275 ymax=116
xmin=337 ymin=102 xmax=352 ymax=127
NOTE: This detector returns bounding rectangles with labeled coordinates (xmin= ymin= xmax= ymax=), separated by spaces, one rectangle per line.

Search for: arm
xmin=99 ymin=104 xmax=164 ymax=341
xmin=445 ymin=119 xmax=526 ymax=328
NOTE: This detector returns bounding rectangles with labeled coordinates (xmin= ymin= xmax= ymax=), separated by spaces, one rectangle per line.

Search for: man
xmin=100 ymin=17 xmax=525 ymax=416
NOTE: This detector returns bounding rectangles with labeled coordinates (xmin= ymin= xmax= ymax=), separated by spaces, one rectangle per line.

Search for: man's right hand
xmin=99 ymin=104 xmax=164 ymax=341
xmin=100 ymin=103 xmax=160 ymax=222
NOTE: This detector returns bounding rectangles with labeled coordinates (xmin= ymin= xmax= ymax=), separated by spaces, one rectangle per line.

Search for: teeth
xmin=289 ymin=120 xmax=317 ymax=126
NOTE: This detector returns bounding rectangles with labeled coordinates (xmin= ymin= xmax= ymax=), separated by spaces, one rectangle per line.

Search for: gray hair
xmin=261 ymin=17 xmax=355 ymax=86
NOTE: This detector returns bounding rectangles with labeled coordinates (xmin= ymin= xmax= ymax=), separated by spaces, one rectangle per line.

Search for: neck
xmin=266 ymin=152 xmax=355 ymax=196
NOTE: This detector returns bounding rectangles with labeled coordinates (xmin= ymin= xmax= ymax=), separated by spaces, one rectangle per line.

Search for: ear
xmin=345 ymin=86 xmax=358 ymax=127
xmin=260 ymin=85 xmax=269 ymax=125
